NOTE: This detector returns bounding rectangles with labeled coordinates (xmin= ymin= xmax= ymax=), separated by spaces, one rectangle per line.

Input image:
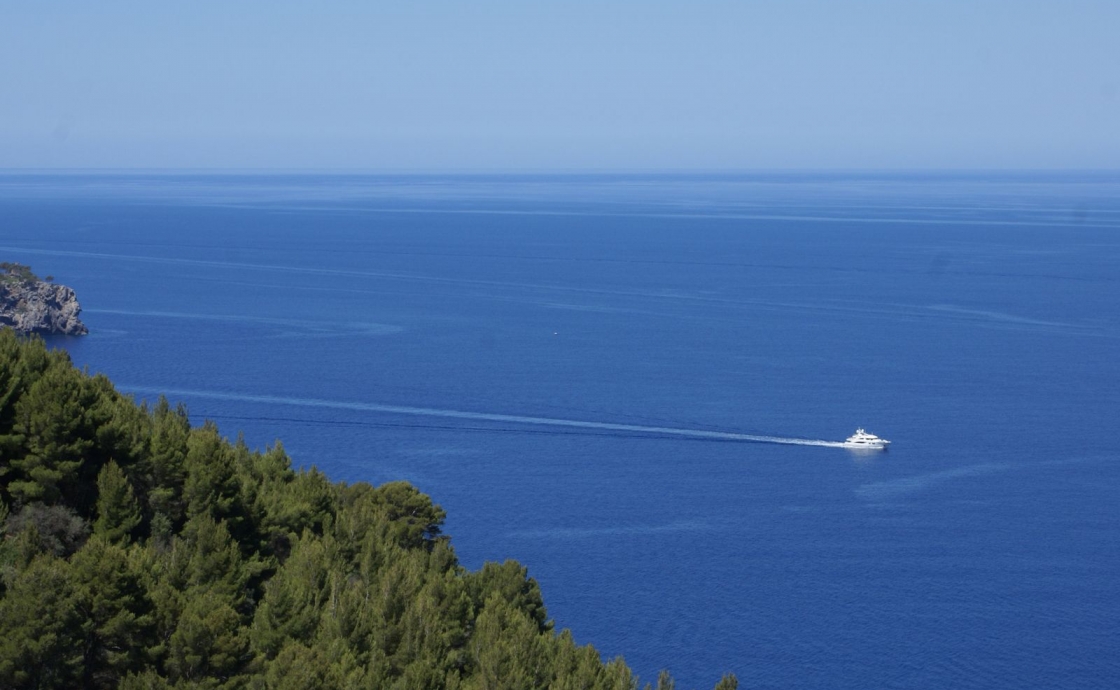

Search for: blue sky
xmin=3 ymin=1 xmax=1118 ymax=170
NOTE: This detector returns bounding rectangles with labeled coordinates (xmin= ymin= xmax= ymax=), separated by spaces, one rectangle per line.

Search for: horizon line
xmin=2 ymin=167 xmax=1120 ymax=177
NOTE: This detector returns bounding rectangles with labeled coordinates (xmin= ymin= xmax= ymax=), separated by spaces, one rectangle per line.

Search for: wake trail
xmin=122 ymin=385 xmax=848 ymax=449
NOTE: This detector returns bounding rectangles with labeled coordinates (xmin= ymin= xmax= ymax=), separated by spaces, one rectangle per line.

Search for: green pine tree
xmin=602 ymin=657 xmax=639 ymax=690
xmin=466 ymin=593 xmax=551 ymax=690
xmin=262 ymin=642 xmax=341 ymax=690
xmin=0 ymin=330 xmax=56 ymax=461
xmin=70 ymin=537 xmax=158 ymax=687
xmin=467 ymin=560 xmax=551 ymax=633
xmin=146 ymin=397 xmax=191 ymax=539
xmin=166 ymin=590 xmax=251 ymax=684
xmin=184 ymin=423 xmax=251 ymax=543
xmin=549 ymin=630 xmax=610 ymax=690
xmin=180 ymin=513 xmax=251 ymax=606
xmin=712 ymin=672 xmax=739 ymax=690
xmin=0 ymin=555 xmax=85 ymax=689
xmin=6 ymin=364 xmax=95 ymax=506
xmin=654 ymin=669 xmax=676 ymax=690
xmin=250 ymin=533 xmax=336 ymax=660
xmin=94 ymin=460 xmax=142 ymax=544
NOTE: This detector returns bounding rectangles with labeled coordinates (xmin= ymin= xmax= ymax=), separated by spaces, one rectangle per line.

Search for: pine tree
xmin=70 ymin=537 xmax=157 ymax=687
xmin=184 ymin=422 xmax=250 ymax=540
xmin=166 ymin=590 xmax=251 ymax=684
xmin=0 ymin=337 xmax=23 ymax=482
xmin=394 ymin=554 xmax=472 ymax=676
xmin=146 ymin=397 xmax=191 ymax=539
xmin=654 ymin=669 xmax=676 ymax=690
xmin=0 ymin=555 xmax=85 ymax=688
xmin=180 ymin=513 xmax=251 ymax=606
xmin=0 ymin=330 xmax=54 ymax=447
xmin=251 ymin=533 xmax=336 ymax=660
xmin=262 ymin=642 xmax=340 ymax=690
xmin=6 ymin=364 xmax=95 ymax=506
xmin=549 ymin=630 xmax=609 ymax=690
xmin=86 ymin=375 xmax=151 ymax=474
xmin=368 ymin=481 xmax=447 ymax=548
xmin=249 ymin=460 xmax=335 ymax=559
xmin=466 ymin=593 xmax=551 ymax=690
xmin=94 ymin=460 xmax=142 ymax=544
xmin=602 ymin=657 xmax=639 ymax=690
xmin=467 ymin=560 xmax=551 ymax=633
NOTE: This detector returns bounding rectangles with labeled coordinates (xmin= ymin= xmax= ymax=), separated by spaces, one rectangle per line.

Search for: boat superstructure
xmin=843 ymin=428 xmax=890 ymax=449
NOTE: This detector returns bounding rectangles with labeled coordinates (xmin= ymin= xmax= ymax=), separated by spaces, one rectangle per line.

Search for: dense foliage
xmin=0 ymin=330 xmax=737 ymax=690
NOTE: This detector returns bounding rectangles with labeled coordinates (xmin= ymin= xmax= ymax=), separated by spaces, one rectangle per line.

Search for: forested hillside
xmin=0 ymin=330 xmax=737 ymax=690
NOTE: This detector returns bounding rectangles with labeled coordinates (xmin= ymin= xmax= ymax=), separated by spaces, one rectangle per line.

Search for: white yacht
xmin=843 ymin=428 xmax=890 ymax=449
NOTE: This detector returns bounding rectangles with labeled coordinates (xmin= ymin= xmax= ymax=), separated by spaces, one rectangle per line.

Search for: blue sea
xmin=2 ymin=173 xmax=1118 ymax=689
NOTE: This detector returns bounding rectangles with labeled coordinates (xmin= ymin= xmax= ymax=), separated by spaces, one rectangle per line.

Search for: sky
xmin=2 ymin=1 xmax=1118 ymax=171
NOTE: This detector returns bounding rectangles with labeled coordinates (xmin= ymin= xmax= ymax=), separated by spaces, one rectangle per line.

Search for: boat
xmin=843 ymin=428 xmax=890 ymax=449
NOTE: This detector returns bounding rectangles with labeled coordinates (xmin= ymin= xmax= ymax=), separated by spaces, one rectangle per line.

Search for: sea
xmin=2 ymin=172 xmax=1118 ymax=689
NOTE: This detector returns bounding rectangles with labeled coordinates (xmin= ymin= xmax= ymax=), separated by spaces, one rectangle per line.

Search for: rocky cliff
xmin=0 ymin=264 xmax=88 ymax=335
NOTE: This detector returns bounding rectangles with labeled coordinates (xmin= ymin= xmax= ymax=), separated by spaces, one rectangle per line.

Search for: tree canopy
xmin=0 ymin=262 xmax=40 ymax=286
xmin=0 ymin=330 xmax=735 ymax=689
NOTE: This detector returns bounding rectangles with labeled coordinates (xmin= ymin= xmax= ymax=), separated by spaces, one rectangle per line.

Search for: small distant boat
xmin=843 ymin=428 xmax=890 ymax=450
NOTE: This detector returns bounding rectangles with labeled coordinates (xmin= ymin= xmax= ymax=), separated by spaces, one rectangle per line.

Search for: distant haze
xmin=3 ymin=1 xmax=1119 ymax=171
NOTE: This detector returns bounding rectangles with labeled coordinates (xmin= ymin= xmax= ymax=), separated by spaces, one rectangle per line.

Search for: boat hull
xmin=842 ymin=441 xmax=890 ymax=450
xmin=844 ymin=428 xmax=890 ymax=449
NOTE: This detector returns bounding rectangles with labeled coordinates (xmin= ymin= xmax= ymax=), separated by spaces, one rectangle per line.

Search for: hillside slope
xmin=0 ymin=331 xmax=735 ymax=690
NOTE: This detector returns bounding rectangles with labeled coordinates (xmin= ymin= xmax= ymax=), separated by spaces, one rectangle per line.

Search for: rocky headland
xmin=0 ymin=262 xmax=88 ymax=335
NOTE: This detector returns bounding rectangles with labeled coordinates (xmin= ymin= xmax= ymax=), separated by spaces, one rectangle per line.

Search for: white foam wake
xmin=122 ymin=385 xmax=848 ymax=449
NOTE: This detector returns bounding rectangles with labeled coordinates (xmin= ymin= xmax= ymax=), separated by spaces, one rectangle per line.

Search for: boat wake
xmin=122 ymin=385 xmax=850 ymax=449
